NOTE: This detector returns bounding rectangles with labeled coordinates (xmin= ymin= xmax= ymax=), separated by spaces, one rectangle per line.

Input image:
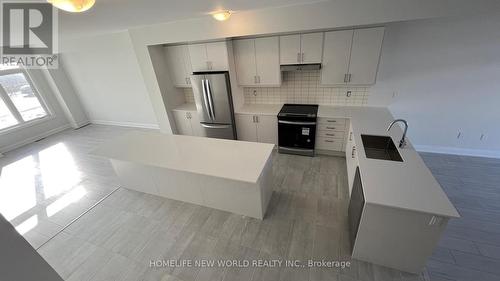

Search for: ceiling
xmin=55 ymin=0 xmax=325 ymax=38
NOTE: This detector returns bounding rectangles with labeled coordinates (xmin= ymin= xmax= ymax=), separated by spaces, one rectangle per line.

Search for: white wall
xmin=371 ymin=14 xmax=500 ymax=157
xmin=60 ymin=31 xmax=158 ymax=129
xmin=127 ymin=0 xmax=500 ymax=133
xmin=45 ymin=60 xmax=89 ymax=128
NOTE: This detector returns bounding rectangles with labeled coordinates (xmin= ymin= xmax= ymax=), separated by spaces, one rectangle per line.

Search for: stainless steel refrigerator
xmin=190 ymin=71 xmax=237 ymax=140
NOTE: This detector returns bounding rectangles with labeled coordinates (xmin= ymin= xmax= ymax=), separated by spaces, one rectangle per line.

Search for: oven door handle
xmin=278 ymin=120 xmax=316 ymax=125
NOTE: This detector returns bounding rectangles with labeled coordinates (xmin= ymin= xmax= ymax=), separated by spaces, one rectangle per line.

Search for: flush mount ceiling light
xmin=47 ymin=0 xmax=95 ymax=13
xmin=212 ymin=10 xmax=231 ymax=21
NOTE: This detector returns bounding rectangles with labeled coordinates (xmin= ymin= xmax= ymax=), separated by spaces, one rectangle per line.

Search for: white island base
xmin=92 ymin=131 xmax=274 ymax=219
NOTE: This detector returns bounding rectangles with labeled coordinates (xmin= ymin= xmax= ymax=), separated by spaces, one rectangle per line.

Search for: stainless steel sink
xmin=361 ymin=134 xmax=403 ymax=162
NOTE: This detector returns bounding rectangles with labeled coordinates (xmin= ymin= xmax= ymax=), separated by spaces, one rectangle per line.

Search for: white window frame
xmin=0 ymin=67 xmax=53 ymax=134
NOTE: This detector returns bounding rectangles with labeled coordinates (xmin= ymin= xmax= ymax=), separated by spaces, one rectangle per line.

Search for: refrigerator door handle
xmin=205 ymin=79 xmax=216 ymax=120
xmin=200 ymin=123 xmax=231 ymax=129
xmin=201 ymin=79 xmax=212 ymax=120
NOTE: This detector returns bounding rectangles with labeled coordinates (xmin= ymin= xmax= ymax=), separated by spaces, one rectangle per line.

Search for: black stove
xmin=278 ymin=104 xmax=318 ymax=119
xmin=277 ymin=104 xmax=319 ymax=156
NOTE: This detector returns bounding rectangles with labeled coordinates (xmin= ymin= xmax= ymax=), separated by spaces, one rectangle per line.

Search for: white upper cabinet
xmin=233 ymin=37 xmax=280 ymax=87
xmin=300 ymin=33 xmax=324 ymax=63
xmin=254 ymin=37 xmax=280 ymax=85
xmin=164 ymin=45 xmax=193 ymax=87
xmin=348 ymin=27 xmax=385 ymax=85
xmin=321 ymin=30 xmax=353 ymax=85
xmin=188 ymin=41 xmax=229 ymax=72
xmin=279 ymin=35 xmax=301 ymax=64
xmin=233 ymin=39 xmax=256 ymax=85
xmin=280 ymin=33 xmax=323 ymax=65
xmin=187 ymin=44 xmax=208 ymax=71
xmin=321 ymin=27 xmax=384 ymax=85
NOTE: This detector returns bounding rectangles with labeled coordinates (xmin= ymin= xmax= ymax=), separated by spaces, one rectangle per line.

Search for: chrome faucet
xmin=387 ymin=119 xmax=408 ymax=148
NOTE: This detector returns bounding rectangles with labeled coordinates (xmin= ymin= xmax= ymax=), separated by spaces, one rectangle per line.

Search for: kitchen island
xmin=92 ymin=131 xmax=274 ymax=219
xmin=237 ymin=104 xmax=459 ymax=273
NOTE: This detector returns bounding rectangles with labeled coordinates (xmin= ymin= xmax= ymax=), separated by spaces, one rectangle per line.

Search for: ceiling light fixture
xmin=212 ymin=10 xmax=231 ymax=21
xmin=47 ymin=0 xmax=95 ymax=13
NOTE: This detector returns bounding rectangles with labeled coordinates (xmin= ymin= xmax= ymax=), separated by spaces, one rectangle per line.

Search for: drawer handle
xmin=327 ymin=120 xmax=337 ymax=123
xmin=325 ymin=133 xmax=335 ymax=136
xmin=325 ymin=140 xmax=334 ymax=143
xmin=326 ymin=127 xmax=336 ymax=130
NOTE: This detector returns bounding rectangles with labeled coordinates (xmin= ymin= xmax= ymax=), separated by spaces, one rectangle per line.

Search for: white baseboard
xmin=74 ymin=120 xmax=91 ymax=129
xmin=90 ymin=120 xmax=160 ymax=130
xmin=414 ymin=144 xmax=500 ymax=159
xmin=0 ymin=124 xmax=72 ymax=154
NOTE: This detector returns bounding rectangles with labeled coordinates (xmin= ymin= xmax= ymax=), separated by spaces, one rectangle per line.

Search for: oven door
xmin=278 ymin=119 xmax=317 ymax=155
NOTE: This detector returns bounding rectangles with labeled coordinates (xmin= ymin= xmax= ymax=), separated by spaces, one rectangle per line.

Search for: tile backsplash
xmin=183 ymin=88 xmax=195 ymax=103
xmin=244 ymin=70 xmax=369 ymax=106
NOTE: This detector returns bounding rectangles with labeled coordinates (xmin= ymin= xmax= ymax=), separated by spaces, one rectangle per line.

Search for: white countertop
xmin=92 ymin=131 xmax=274 ymax=184
xmin=172 ymin=103 xmax=197 ymax=112
xmin=236 ymin=104 xmax=282 ymax=116
xmin=240 ymin=104 xmax=459 ymax=218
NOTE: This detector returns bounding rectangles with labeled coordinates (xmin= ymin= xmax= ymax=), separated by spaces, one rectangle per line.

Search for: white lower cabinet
xmin=235 ymin=114 xmax=257 ymax=142
xmin=315 ymin=117 xmax=348 ymax=154
xmin=173 ymin=110 xmax=202 ymax=136
xmin=236 ymin=114 xmax=277 ymax=144
xmin=345 ymin=122 xmax=359 ymax=196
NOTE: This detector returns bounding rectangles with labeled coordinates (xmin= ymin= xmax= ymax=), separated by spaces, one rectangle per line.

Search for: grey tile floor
xmin=0 ymin=125 xmax=139 ymax=248
xmin=419 ymin=153 xmax=500 ymax=281
xmin=1 ymin=125 xmax=499 ymax=281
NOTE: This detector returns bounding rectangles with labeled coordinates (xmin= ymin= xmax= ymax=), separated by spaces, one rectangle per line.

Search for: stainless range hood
xmin=280 ymin=63 xmax=322 ymax=71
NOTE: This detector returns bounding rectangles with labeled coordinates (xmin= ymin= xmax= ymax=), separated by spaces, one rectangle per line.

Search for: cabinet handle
xmin=349 ymin=131 xmax=353 ymax=141
xmin=301 ymin=53 xmax=304 ymax=62
xmin=344 ymin=74 xmax=348 ymax=83
xmin=348 ymin=74 xmax=352 ymax=82
xmin=352 ymin=146 xmax=356 ymax=159
xmin=297 ymin=52 xmax=301 ymax=63
xmin=255 ymin=115 xmax=259 ymax=123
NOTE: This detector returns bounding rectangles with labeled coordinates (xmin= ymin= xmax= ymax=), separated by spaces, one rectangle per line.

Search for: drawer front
xmin=316 ymin=137 xmax=343 ymax=151
xmin=318 ymin=123 xmax=346 ymax=132
xmin=318 ymin=118 xmax=346 ymax=126
xmin=317 ymin=130 xmax=345 ymax=139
